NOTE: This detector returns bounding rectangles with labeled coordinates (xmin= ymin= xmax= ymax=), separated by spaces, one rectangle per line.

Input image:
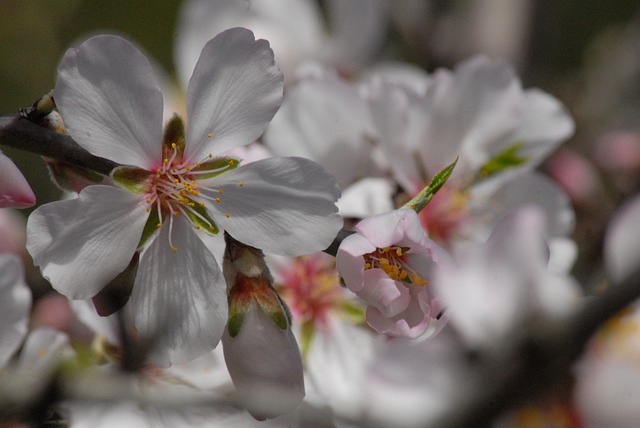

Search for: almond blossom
xmin=337 ymin=208 xmax=447 ymax=338
xmin=434 ymin=206 xmax=581 ymax=349
xmin=175 ymin=0 xmax=388 ymax=85
xmin=26 ymin=29 xmax=342 ymax=366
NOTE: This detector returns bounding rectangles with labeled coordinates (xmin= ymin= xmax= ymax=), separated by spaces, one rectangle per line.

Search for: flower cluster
xmin=4 ymin=2 xmax=640 ymax=427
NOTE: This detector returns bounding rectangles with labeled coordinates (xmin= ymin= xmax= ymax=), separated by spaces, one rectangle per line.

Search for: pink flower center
xmin=276 ymin=254 xmax=344 ymax=329
xmin=363 ymin=246 xmax=428 ymax=286
xmin=418 ymin=185 xmax=470 ymax=244
xmin=142 ymin=143 xmax=238 ymax=251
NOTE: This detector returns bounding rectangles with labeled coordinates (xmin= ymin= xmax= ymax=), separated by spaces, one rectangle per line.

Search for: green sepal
xmin=184 ymin=198 xmax=219 ymax=236
xmin=403 ymin=157 xmax=458 ymax=213
xmin=112 ymin=166 xmax=154 ymax=194
xmin=300 ymin=320 xmax=315 ymax=362
xmin=479 ymin=142 xmax=528 ymax=178
xmin=256 ymin=286 xmax=289 ymax=331
xmin=191 ymin=157 xmax=240 ymax=180
xmin=227 ymin=305 xmax=246 ymax=338
xmin=338 ymin=300 xmax=366 ymax=324
xmin=162 ymin=114 xmax=186 ymax=160
xmin=227 ymin=282 xmax=254 ymax=337
xmin=137 ymin=209 xmax=161 ymax=249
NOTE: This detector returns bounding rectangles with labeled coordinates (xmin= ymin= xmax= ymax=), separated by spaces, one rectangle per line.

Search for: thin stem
xmin=0 ymin=114 xmax=119 ymax=176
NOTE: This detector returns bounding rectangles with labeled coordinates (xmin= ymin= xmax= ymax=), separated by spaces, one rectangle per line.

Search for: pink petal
xmin=0 ymin=153 xmax=35 ymax=208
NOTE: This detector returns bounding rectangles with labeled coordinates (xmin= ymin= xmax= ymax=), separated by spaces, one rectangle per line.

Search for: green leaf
xmin=403 ymin=157 xmax=458 ymax=213
xmin=112 ymin=166 xmax=153 ymax=194
xmin=479 ymin=142 xmax=528 ymax=178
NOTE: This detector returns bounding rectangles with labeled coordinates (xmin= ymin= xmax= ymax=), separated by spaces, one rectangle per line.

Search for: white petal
xmin=222 ymin=301 xmax=304 ymax=419
xmin=129 ymin=217 xmax=227 ymax=366
xmin=337 ymin=177 xmax=396 ymax=218
xmin=469 ymin=171 xmax=575 ymax=240
xmin=303 ymin=319 xmax=380 ymax=418
xmin=354 ymin=208 xmax=425 ymax=249
xmin=323 ymin=0 xmax=388 ymax=68
xmin=358 ymin=269 xmax=410 ymax=318
xmin=0 ymin=254 xmax=31 ymax=368
xmin=418 ymin=56 xmax=523 ymax=175
xmin=605 ymin=195 xmax=640 ymax=283
xmin=336 ymin=233 xmax=375 ymax=293
xmin=54 ymin=35 xmax=163 ymax=168
xmin=366 ymin=73 xmax=425 ymax=192
xmin=575 ymin=356 xmax=640 ymax=428
xmin=26 ymin=185 xmax=148 ymax=299
xmin=17 ymin=328 xmax=74 ymax=379
xmin=264 ymin=76 xmax=377 ymax=187
xmin=185 ymin=28 xmax=283 ymax=161
xmin=0 ymin=152 xmax=35 ymax=208
xmin=204 ymin=157 xmax=342 ymax=255
xmin=175 ymin=0 xmax=323 ymax=86
xmin=513 ymin=88 xmax=575 ymax=167
xmin=70 ymin=300 xmax=121 ymax=346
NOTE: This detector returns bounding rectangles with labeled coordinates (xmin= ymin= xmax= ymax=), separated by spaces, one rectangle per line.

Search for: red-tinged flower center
xmin=363 ymin=245 xmax=428 ymax=286
xmin=417 ymin=185 xmax=470 ymax=244
xmin=142 ymin=142 xmax=240 ymax=252
xmin=276 ymin=254 xmax=345 ymax=329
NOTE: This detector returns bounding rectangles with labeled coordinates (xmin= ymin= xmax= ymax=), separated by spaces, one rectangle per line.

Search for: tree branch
xmin=0 ymin=114 xmax=118 ymax=176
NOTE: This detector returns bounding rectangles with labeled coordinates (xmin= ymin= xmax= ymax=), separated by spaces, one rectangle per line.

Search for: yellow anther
xmin=228 ymin=160 xmax=235 ymax=166
xmin=411 ymin=272 xmax=428 ymax=286
xmin=208 ymin=154 xmax=213 ymax=158
xmin=173 ymin=211 xmax=179 ymax=216
xmin=163 ymin=159 xmax=169 ymax=165
xmin=186 ymin=166 xmax=191 ymax=171
xmin=215 ymin=197 xmax=221 ymax=203
xmin=239 ymin=182 xmax=245 ymax=187
xmin=156 ymin=169 xmax=162 ymax=174
xmin=207 ymin=133 xmax=212 ymax=138
xmin=365 ymin=262 xmax=371 ymax=269
xmin=218 ymin=189 xmax=224 ymax=194
xmin=174 ymin=179 xmax=179 ymax=184
xmin=156 ymin=223 xmax=161 ymax=229
xmin=225 ymin=213 xmax=231 ymax=218
xmin=209 ymin=225 xmax=215 ymax=231
xmin=196 ymin=162 xmax=201 ymax=168
xmin=200 ymin=202 xmax=205 ymax=208
xmin=171 ymin=143 xmax=176 ymax=149
xmin=172 ymin=247 xmax=177 ymax=253
xmin=396 ymin=248 xmax=403 ymax=256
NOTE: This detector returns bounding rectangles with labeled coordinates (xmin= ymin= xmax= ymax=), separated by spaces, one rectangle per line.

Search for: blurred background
xmin=1 ymin=0 xmax=640 ymax=286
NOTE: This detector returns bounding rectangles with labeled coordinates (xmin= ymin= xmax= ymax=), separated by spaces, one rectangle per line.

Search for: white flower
xmin=434 ymin=207 xmax=580 ymax=349
xmin=366 ymin=56 xmax=576 ymax=248
xmin=0 ymin=253 xmax=31 ymax=368
xmin=175 ymin=0 xmax=389 ymax=85
xmin=26 ymin=29 xmax=342 ymax=366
